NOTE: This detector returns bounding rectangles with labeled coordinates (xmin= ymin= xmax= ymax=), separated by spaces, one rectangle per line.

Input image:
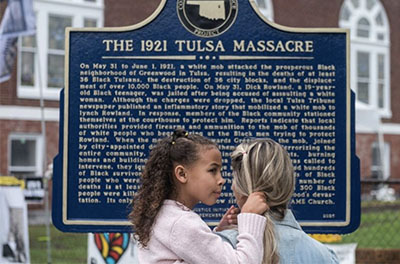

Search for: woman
xmin=219 ymin=138 xmax=339 ymax=264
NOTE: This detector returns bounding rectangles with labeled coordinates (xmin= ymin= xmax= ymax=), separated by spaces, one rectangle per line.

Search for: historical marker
xmin=53 ymin=0 xmax=360 ymax=233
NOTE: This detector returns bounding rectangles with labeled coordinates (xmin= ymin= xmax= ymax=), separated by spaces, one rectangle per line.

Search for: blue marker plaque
xmin=53 ymin=0 xmax=360 ymax=233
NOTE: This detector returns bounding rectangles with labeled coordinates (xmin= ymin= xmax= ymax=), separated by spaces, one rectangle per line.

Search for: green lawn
xmin=28 ymin=207 xmax=400 ymax=263
xmin=29 ymin=225 xmax=87 ymax=264
xmin=337 ymin=209 xmax=400 ymax=248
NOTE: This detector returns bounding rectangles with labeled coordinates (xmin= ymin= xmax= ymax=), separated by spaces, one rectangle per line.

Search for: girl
xmin=130 ymin=129 xmax=268 ymax=263
xmin=224 ymin=138 xmax=339 ymax=264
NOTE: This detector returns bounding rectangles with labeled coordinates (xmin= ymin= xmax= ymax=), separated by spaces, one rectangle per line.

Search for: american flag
xmin=0 ymin=0 xmax=35 ymax=82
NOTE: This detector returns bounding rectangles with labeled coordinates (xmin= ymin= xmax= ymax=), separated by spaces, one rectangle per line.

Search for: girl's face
xmin=179 ymin=146 xmax=224 ymax=209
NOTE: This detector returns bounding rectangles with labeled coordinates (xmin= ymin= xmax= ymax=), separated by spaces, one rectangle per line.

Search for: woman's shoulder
xmin=294 ymin=235 xmax=339 ymax=263
xmin=276 ymin=230 xmax=338 ymax=263
xmin=274 ymin=211 xmax=339 ymax=263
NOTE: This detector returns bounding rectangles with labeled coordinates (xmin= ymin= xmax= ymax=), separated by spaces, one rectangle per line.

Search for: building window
xmin=20 ymin=35 xmax=36 ymax=86
xmin=357 ymin=18 xmax=370 ymax=38
xmin=371 ymin=141 xmax=390 ymax=179
xmin=8 ymin=134 xmax=43 ymax=178
xmin=17 ymin=0 xmax=103 ymax=100
xmin=357 ymin=51 xmax=370 ymax=104
xmin=339 ymin=0 xmax=390 ymax=117
xmin=84 ymin=18 xmax=98 ymax=27
xmin=48 ymin=15 xmax=71 ymax=89
xmin=253 ymin=0 xmax=274 ymax=21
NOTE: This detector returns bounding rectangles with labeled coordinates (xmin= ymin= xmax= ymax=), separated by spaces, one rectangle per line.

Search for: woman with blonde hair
xmin=222 ymin=138 xmax=339 ymax=264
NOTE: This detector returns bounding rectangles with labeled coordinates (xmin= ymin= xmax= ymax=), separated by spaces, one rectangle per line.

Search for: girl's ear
xmin=174 ymin=165 xmax=187 ymax=184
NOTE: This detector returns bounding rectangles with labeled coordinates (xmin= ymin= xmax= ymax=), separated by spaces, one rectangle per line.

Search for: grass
xmin=29 ymin=225 xmax=87 ymax=264
xmin=338 ymin=209 xmax=400 ymax=248
xmin=361 ymin=200 xmax=400 ymax=209
xmin=28 ymin=206 xmax=400 ymax=263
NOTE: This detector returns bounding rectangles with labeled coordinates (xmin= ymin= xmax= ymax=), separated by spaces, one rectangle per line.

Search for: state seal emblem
xmin=177 ymin=0 xmax=238 ymax=37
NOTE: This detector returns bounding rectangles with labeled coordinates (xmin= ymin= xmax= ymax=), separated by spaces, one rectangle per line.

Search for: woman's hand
xmin=240 ymin=192 xmax=269 ymax=215
xmin=215 ymin=205 xmax=240 ymax=231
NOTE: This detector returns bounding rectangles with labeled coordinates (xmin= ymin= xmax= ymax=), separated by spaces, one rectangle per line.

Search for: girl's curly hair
xmin=129 ymin=128 xmax=217 ymax=247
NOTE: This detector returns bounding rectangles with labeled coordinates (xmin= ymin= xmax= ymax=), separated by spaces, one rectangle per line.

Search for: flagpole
xmin=35 ymin=33 xmax=52 ymax=264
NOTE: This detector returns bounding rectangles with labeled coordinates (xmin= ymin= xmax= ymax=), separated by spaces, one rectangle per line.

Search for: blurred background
xmin=0 ymin=0 xmax=399 ymax=263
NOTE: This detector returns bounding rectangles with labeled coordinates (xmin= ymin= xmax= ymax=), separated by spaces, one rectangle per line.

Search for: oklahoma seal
xmin=177 ymin=0 xmax=238 ymax=37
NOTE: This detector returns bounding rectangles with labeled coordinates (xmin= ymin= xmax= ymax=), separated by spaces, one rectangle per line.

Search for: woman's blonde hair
xmin=231 ymin=138 xmax=295 ymax=264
